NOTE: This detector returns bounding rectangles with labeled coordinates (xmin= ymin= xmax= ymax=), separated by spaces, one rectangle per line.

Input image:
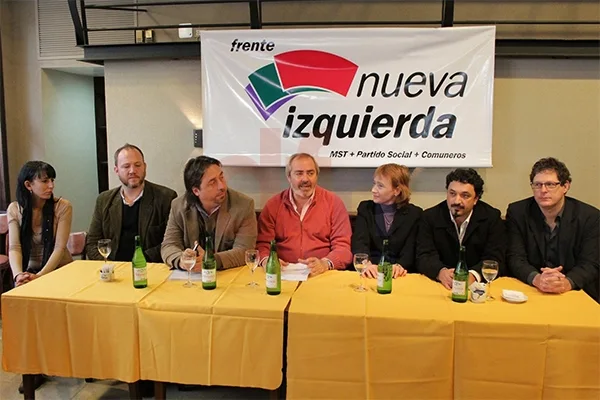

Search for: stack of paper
xmin=282 ymin=263 xmax=310 ymax=282
xmin=169 ymin=270 xmax=202 ymax=281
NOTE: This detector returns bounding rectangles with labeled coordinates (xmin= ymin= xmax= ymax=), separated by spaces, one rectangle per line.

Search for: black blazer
xmin=506 ymin=196 xmax=599 ymax=302
xmin=351 ymin=201 xmax=422 ymax=272
xmin=416 ymin=200 xmax=506 ymax=280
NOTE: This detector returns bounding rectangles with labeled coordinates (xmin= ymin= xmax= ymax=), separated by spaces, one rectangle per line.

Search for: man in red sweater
xmin=257 ymin=153 xmax=352 ymax=275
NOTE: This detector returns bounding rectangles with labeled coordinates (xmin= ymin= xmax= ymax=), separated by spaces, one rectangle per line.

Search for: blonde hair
xmin=285 ymin=153 xmax=320 ymax=177
xmin=374 ymin=163 xmax=411 ymax=206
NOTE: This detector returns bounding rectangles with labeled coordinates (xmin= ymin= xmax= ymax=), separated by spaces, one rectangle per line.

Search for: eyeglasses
xmin=530 ymin=182 xmax=561 ymax=190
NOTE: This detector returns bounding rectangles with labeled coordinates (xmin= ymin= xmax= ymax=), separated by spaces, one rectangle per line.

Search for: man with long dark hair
xmin=85 ymin=144 xmax=177 ymax=262
xmin=161 ymin=156 xmax=257 ymax=270
xmin=416 ymin=168 xmax=506 ymax=288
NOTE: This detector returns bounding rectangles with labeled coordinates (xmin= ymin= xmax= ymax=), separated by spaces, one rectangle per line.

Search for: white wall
xmin=105 ymin=59 xmax=201 ymax=198
xmin=2 ymin=0 xmax=45 ymax=190
xmin=41 ymin=69 xmax=98 ymax=231
xmin=104 ymin=58 xmax=600 ymax=213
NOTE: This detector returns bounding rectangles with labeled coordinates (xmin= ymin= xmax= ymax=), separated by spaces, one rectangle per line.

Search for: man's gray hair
xmin=285 ymin=153 xmax=320 ymax=177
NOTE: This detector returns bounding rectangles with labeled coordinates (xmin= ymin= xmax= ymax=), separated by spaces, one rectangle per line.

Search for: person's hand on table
xmin=365 ymin=263 xmax=407 ymax=279
xmin=182 ymin=244 xmax=204 ymax=272
xmin=540 ymin=266 xmax=565 ymax=279
xmin=533 ymin=266 xmax=571 ymax=294
xmin=364 ymin=262 xmax=378 ymax=278
xmin=437 ymin=267 xmax=475 ymax=289
xmin=468 ymin=272 xmax=476 ymax=286
xmin=299 ymin=257 xmax=329 ymax=276
xmin=262 ymin=258 xmax=288 ymax=269
xmin=437 ymin=267 xmax=454 ymax=289
xmin=15 ymin=272 xmax=37 ymax=287
xmin=392 ymin=264 xmax=407 ymax=278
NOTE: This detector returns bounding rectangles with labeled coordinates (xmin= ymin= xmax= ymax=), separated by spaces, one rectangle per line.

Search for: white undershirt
xmin=450 ymin=209 xmax=473 ymax=245
xmin=448 ymin=208 xmax=481 ymax=282
xmin=289 ymin=189 xmax=315 ymax=222
xmin=120 ymin=189 xmax=144 ymax=206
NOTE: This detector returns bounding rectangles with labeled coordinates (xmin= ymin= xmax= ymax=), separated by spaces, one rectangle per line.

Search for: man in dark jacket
xmin=507 ymin=157 xmax=599 ymax=302
xmin=416 ymin=168 xmax=506 ymax=289
xmin=85 ymin=143 xmax=177 ymax=263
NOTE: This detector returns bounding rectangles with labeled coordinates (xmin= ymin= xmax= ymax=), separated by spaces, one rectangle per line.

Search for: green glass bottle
xmin=202 ymin=233 xmax=217 ymax=290
xmin=377 ymin=239 xmax=392 ymax=294
xmin=132 ymin=235 xmax=148 ymax=289
xmin=452 ymin=245 xmax=469 ymax=303
xmin=265 ymin=240 xmax=281 ymax=296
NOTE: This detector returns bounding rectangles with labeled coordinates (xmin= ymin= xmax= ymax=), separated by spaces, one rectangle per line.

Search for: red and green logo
xmin=245 ymin=50 xmax=358 ymax=120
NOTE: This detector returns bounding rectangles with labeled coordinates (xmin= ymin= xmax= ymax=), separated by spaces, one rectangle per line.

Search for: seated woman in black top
xmin=352 ymin=163 xmax=422 ymax=278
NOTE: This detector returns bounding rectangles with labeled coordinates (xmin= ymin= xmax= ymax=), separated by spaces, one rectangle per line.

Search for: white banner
xmin=201 ymin=27 xmax=495 ymax=168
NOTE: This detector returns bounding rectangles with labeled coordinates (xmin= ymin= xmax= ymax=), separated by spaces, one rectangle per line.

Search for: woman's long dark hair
xmin=15 ymin=161 xmax=57 ymax=271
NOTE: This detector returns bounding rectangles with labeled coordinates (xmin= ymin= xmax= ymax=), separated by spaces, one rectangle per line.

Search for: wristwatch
xmin=327 ymin=260 xmax=334 ymax=270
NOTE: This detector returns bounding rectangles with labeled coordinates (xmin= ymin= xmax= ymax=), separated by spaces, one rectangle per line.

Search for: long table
xmin=4 ymin=263 xmax=599 ymax=400
xmin=286 ymin=272 xmax=600 ymax=399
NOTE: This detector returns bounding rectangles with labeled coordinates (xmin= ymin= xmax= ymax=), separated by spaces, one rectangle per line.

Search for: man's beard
xmin=215 ymin=190 xmax=226 ymax=203
xmin=297 ymin=185 xmax=313 ymax=197
xmin=451 ymin=206 xmax=463 ymax=218
xmin=120 ymin=175 xmax=145 ymax=189
xmin=299 ymin=182 xmax=313 ymax=191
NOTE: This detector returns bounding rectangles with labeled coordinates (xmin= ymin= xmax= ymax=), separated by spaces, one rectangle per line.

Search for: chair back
xmin=0 ymin=213 xmax=8 ymax=235
xmin=67 ymin=231 xmax=87 ymax=259
xmin=0 ymin=213 xmax=12 ymax=300
xmin=0 ymin=213 xmax=8 ymax=255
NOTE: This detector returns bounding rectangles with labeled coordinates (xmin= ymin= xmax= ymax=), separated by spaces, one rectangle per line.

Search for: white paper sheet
xmin=169 ymin=270 xmax=203 ymax=281
xmin=282 ymin=263 xmax=310 ymax=282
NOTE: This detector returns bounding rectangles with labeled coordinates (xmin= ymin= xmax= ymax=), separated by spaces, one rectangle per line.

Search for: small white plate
xmin=502 ymin=289 xmax=528 ymax=303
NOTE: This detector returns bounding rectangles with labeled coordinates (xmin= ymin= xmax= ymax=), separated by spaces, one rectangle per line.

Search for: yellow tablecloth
xmin=5 ymin=262 xmax=597 ymax=397
xmin=1 ymin=261 xmax=171 ymax=382
xmin=287 ymin=272 xmax=600 ymax=400
xmin=453 ymin=277 xmax=600 ymax=400
xmin=288 ymin=272 xmax=455 ymax=399
xmin=137 ymin=266 xmax=298 ymax=389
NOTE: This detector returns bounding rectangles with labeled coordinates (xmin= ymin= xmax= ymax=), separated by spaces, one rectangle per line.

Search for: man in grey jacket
xmin=161 ymin=156 xmax=257 ymax=270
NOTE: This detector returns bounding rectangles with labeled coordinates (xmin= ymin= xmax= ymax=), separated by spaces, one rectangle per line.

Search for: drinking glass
xmin=180 ymin=251 xmax=197 ymax=288
xmin=482 ymin=260 xmax=499 ymax=300
xmin=98 ymin=239 xmax=111 ymax=264
xmin=353 ymin=253 xmax=369 ymax=292
xmin=245 ymin=249 xmax=259 ymax=287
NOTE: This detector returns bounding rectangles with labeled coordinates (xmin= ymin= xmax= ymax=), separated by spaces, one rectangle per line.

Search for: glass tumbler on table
xmin=245 ymin=249 xmax=259 ymax=287
xmin=353 ymin=253 xmax=369 ymax=292
xmin=98 ymin=239 xmax=111 ymax=264
xmin=481 ymin=260 xmax=499 ymax=300
xmin=180 ymin=251 xmax=197 ymax=288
